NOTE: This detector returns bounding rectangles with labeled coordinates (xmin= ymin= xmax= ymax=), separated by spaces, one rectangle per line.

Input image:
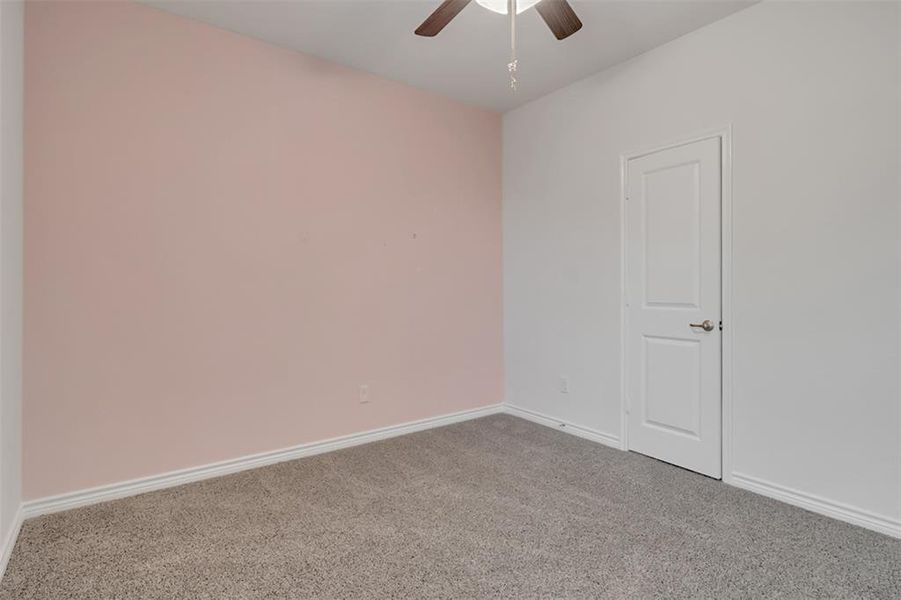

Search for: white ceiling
xmin=144 ymin=0 xmax=756 ymax=112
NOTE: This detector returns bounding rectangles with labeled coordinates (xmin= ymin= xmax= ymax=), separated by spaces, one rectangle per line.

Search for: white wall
xmin=0 ymin=0 xmax=24 ymax=565
xmin=504 ymin=0 xmax=901 ymax=531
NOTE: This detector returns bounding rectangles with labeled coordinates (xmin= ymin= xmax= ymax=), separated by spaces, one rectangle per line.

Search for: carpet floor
xmin=1 ymin=414 xmax=899 ymax=599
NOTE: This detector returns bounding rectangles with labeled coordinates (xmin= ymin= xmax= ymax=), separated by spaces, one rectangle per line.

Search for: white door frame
xmin=619 ymin=126 xmax=734 ymax=482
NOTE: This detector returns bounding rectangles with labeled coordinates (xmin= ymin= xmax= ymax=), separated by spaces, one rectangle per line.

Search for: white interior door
xmin=625 ymin=137 xmax=722 ymax=478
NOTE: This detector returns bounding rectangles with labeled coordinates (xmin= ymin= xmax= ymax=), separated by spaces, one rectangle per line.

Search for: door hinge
xmin=719 ymin=320 xmax=723 ymax=331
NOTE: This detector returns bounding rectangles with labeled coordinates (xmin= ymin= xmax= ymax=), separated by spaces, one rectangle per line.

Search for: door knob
xmin=690 ymin=319 xmax=715 ymax=332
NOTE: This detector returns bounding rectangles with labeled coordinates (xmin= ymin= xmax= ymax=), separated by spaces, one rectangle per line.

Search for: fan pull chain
xmin=508 ymin=0 xmax=517 ymax=91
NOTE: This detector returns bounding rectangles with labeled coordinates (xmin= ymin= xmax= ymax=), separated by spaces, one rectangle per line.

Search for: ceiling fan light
xmin=475 ymin=0 xmax=542 ymax=15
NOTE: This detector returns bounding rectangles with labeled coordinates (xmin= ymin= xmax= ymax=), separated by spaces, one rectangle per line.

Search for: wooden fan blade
xmin=415 ymin=0 xmax=472 ymax=37
xmin=535 ymin=0 xmax=582 ymax=40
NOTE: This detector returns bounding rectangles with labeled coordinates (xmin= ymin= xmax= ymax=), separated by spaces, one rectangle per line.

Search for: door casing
xmin=619 ymin=126 xmax=734 ymax=483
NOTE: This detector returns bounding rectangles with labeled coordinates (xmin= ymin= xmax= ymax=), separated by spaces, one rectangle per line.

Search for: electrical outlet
xmin=558 ymin=376 xmax=569 ymax=394
xmin=359 ymin=384 xmax=370 ymax=404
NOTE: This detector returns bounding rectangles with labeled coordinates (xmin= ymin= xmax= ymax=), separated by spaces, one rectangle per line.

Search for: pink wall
xmin=24 ymin=1 xmax=502 ymax=500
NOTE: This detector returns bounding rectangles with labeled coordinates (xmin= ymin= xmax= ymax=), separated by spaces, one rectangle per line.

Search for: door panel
xmin=626 ymin=137 xmax=722 ymax=478
xmin=643 ymin=336 xmax=701 ymax=438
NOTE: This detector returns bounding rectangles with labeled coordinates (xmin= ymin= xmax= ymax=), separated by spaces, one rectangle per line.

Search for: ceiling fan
xmin=415 ymin=0 xmax=582 ymax=41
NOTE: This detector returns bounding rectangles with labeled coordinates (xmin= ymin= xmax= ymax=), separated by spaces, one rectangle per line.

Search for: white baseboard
xmin=17 ymin=403 xmax=901 ymax=545
xmin=0 ymin=508 xmax=23 ymax=579
xmin=504 ymin=403 xmax=621 ymax=449
xmin=505 ymin=403 xmax=901 ymax=540
xmin=22 ymin=403 xmax=504 ymax=519
xmin=730 ymin=472 xmax=901 ymax=539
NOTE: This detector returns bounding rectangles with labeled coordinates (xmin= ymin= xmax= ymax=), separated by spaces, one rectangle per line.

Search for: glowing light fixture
xmin=475 ymin=0 xmax=541 ymax=15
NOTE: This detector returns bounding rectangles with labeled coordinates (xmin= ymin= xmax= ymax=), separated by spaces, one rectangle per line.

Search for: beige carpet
xmin=1 ymin=414 xmax=899 ymax=599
